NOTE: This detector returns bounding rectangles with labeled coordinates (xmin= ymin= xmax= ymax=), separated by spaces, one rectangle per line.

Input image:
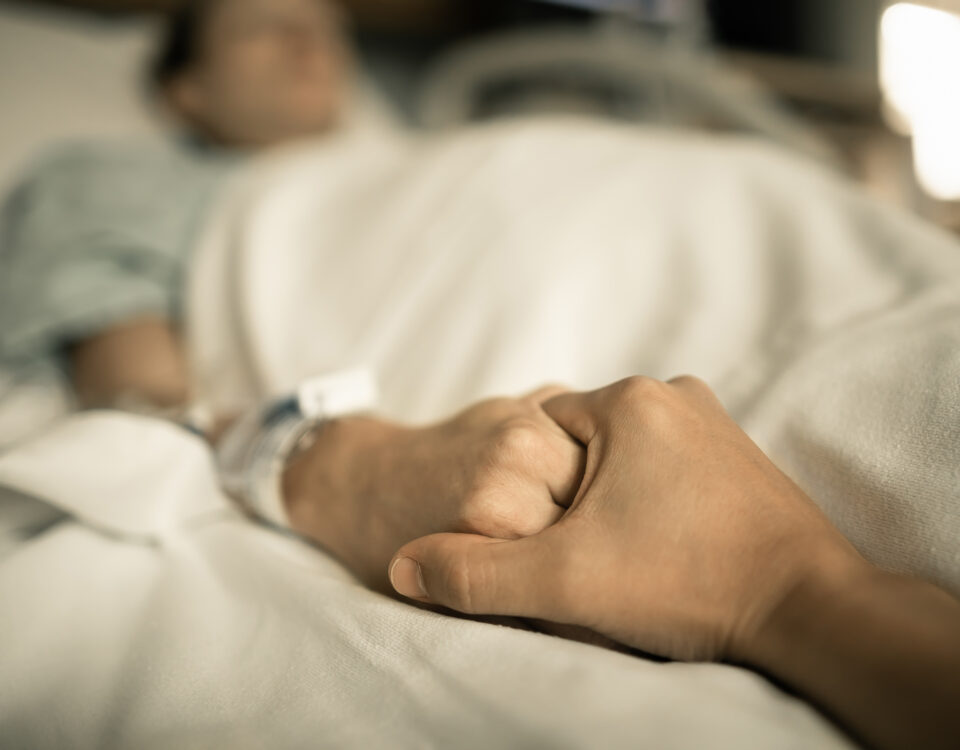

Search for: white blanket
xmin=2 ymin=118 xmax=959 ymax=749
xmin=191 ymin=117 xmax=960 ymax=592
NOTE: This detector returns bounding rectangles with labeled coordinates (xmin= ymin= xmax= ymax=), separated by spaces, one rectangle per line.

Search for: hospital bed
xmin=1 ymin=5 xmax=960 ymax=749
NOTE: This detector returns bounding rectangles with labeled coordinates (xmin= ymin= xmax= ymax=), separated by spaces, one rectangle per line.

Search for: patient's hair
xmin=150 ymin=0 xmax=219 ymax=89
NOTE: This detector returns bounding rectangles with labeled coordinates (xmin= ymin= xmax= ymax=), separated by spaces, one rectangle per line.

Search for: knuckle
xmin=638 ymin=396 xmax=678 ymax=434
xmin=509 ymin=511 xmax=552 ymax=538
xmin=524 ymin=383 xmax=569 ymax=403
xmin=610 ymin=376 xmax=680 ymax=433
xmin=538 ymin=382 xmax=569 ymax=393
xmin=489 ymin=418 xmax=547 ymax=463
xmin=461 ymin=397 xmax=511 ymax=425
xmin=460 ymin=491 xmax=545 ymax=539
xmin=668 ymin=374 xmax=710 ymax=393
xmin=615 ymin=375 xmax=668 ymax=409
xmin=458 ymin=491 xmax=502 ymax=531
xmin=462 ymin=398 xmax=502 ymax=419
xmin=444 ymin=557 xmax=479 ymax=614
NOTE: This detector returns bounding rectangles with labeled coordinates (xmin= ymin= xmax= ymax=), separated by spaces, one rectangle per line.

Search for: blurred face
xmin=168 ymin=0 xmax=351 ymax=147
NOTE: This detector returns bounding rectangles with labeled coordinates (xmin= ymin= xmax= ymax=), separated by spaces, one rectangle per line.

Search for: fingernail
xmin=389 ymin=557 xmax=428 ymax=599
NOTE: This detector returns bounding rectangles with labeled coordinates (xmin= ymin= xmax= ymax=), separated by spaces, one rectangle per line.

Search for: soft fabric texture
xmin=1 ymin=118 xmax=958 ymax=748
xmin=0 ymin=361 xmax=74 ymax=453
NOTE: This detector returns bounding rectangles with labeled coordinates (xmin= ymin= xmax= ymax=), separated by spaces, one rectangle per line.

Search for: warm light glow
xmin=879 ymin=3 xmax=960 ymax=133
xmin=912 ymin=104 xmax=960 ymax=200
xmin=880 ymin=2 xmax=960 ymax=199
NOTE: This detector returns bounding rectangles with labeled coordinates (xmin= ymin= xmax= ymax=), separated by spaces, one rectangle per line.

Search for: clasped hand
xmin=285 ymin=376 xmax=862 ymax=664
xmin=283 ymin=384 xmax=585 ymax=595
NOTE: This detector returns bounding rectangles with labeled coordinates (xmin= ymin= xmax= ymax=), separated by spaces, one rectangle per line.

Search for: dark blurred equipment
xmin=414 ymin=2 xmax=835 ymax=165
xmin=2 ymin=0 xmax=469 ymax=30
xmin=0 ymin=0 xmax=869 ymax=59
xmin=533 ymin=0 xmax=698 ymax=25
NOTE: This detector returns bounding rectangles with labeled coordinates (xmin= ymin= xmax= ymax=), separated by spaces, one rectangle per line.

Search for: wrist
xmin=732 ymin=552 xmax=960 ymax=750
xmin=281 ymin=416 xmax=406 ymax=555
xmin=730 ymin=542 xmax=878 ymax=669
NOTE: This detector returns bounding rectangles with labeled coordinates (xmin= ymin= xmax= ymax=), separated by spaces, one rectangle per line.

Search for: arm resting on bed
xmin=739 ymin=564 xmax=960 ymax=750
xmin=68 ymin=316 xmax=190 ymax=411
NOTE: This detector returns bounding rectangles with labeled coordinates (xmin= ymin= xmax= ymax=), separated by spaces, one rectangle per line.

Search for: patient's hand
xmin=282 ymin=386 xmax=584 ymax=594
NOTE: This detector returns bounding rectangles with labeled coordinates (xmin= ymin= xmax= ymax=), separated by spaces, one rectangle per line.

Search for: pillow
xmin=0 ymin=4 xmax=165 ymax=198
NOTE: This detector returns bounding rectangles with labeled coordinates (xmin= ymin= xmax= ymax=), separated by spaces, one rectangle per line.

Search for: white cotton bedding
xmin=0 ymin=364 xmax=73 ymax=453
xmin=0 ymin=5 xmax=165 ymax=200
xmin=1 ymin=117 xmax=959 ymax=749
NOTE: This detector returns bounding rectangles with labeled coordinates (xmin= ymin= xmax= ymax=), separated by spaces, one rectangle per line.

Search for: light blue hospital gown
xmin=0 ymin=140 xmax=237 ymax=364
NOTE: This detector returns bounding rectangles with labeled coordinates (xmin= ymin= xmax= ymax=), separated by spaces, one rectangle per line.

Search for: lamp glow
xmin=879 ymin=2 xmax=960 ymax=199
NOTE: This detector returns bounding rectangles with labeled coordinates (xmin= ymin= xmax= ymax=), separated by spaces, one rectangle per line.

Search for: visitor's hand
xmin=283 ymin=386 xmax=585 ymax=594
xmin=387 ymin=376 xmax=867 ymax=662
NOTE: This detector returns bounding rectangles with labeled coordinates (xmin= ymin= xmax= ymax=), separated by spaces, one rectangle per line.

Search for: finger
xmin=539 ymin=429 xmax=586 ymax=507
xmin=539 ymin=499 xmax=566 ymax=529
xmin=514 ymin=471 xmax=569 ymax=532
xmin=467 ymin=482 xmax=566 ymax=538
xmin=523 ymin=383 xmax=571 ymax=405
xmin=389 ymin=532 xmax=564 ymax=619
xmin=541 ymin=390 xmax=600 ymax=444
xmin=523 ymin=495 xmax=566 ymax=533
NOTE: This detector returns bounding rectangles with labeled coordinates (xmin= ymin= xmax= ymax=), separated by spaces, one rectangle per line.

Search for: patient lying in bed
xmin=1 ymin=1 xmax=958 ymax=748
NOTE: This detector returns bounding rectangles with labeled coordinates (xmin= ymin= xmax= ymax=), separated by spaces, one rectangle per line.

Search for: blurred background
xmin=1 ymin=0 xmax=959 ymax=233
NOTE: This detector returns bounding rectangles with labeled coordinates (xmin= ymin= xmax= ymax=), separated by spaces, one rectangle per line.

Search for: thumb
xmin=389 ymin=532 xmax=560 ymax=618
xmin=541 ymin=390 xmax=599 ymax=444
